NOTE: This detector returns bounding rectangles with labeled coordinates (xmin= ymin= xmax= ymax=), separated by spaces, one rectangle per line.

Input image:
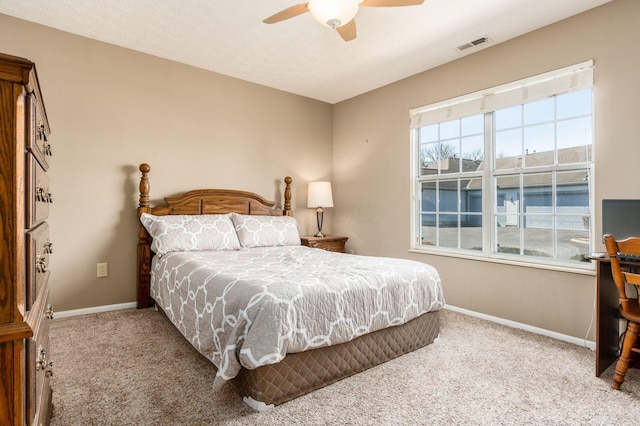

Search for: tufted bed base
xmin=156 ymin=304 xmax=440 ymax=410
xmin=230 ymin=309 xmax=440 ymax=409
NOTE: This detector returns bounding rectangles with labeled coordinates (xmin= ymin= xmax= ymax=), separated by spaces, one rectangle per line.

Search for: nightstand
xmin=301 ymin=236 xmax=348 ymax=253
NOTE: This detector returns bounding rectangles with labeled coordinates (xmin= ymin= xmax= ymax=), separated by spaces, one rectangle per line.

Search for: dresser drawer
xmin=26 ymin=93 xmax=51 ymax=171
xmin=301 ymin=236 xmax=348 ymax=253
xmin=26 ymin=289 xmax=53 ymax=426
xmin=26 ymin=153 xmax=51 ymax=228
xmin=315 ymin=241 xmax=345 ymax=252
xmin=26 ymin=222 xmax=51 ymax=310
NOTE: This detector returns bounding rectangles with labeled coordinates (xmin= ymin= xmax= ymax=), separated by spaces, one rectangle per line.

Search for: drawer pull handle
xmin=36 ymin=347 xmax=54 ymax=376
xmin=35 ymin=185 xmax=53 ymax=203
xmin=46 ymin=304 xmax=55 ymax=320
xmin=43 ymin=141 xmax=53 ymax=156
xmin=37 ymin=121 xmax=46 ymax=141
xmin=36 ymin=347 xmax=47 ymax=371
xmin=36 ymin=185 xmax=45 ymax=202
xmin=44 ymin=240 xmax=53 ymax=254
xmin=36 ymin=254 xmax=48 ymax=273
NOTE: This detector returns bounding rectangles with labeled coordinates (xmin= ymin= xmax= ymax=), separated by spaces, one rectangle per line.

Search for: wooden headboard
xmin=136 ymin=163 xmax=293 ymax=308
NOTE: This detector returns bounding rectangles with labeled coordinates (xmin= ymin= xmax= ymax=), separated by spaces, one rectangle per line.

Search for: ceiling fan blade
xmin=263 ymin=2 xmax=310 ymax=24
xmin=360 ymin=0 xmax=424 ymax=7
xmin=337 ymin=19 xmax=357 ymax=42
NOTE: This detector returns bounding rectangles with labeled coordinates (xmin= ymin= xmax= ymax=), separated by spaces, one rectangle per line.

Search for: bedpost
xmin=139 ymin=163 xmax=150 ymax=211
xmin=284 ymin=176 xmax=293 ymax=217
xmin=137 ymin=163 xmax=152 ymax=308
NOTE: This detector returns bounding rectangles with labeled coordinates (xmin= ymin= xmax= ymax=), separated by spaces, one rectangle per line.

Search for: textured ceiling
xmin=0 ymin=0 xmax=611 ymax=104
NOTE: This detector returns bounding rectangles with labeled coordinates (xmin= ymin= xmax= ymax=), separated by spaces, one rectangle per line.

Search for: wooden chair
xmin=603 ymin=234 xmax=640 ymax=390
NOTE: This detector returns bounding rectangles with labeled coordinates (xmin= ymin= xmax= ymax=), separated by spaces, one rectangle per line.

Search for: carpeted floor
xmin=49 ymin=308 xmax=640 ymax=425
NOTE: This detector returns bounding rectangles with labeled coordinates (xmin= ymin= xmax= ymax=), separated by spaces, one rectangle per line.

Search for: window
xmin=411 ymin=62 xmax=593 ymax=268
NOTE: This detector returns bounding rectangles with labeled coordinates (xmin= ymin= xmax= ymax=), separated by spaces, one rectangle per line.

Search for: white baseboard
xmin=444 ymin=304 xmax=596 ymax=350
xmin=55 ymin=302 xmax=138 ymax=319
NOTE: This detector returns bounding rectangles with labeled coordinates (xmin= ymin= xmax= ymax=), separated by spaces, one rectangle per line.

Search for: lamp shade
xmin=308 ymin=0 xmax=359 ymax=28
xmin=307 ymin=181 xmax=334 ymax=208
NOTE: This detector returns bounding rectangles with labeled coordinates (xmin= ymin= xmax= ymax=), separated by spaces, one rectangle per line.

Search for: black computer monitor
xmin=602 ymin=199 xmax=640 ymax=240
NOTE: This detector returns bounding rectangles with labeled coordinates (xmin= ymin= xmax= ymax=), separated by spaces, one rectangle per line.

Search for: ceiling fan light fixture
xmin=308 ymin=0 xmax=360 ymax=28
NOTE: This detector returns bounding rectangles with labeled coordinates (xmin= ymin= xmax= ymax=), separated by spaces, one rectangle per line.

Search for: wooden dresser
xmin=0 ymin=53 xmax=54 ymax=425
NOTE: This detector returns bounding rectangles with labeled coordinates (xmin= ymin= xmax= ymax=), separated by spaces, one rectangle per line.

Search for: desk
xmin=591 ymin=255 xmax=640 ymax=376
xmin=592 ymin=256 xmax=621 ymax=376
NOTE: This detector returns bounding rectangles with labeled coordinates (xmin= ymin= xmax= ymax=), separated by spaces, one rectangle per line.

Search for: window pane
xmin=523 ymin=173 xmax=552 ymax=214
xmin=523 ymin=225 xmax=553 ymax=258
xmin=556 ymin=212 xmax=590 ymax=231
xmin=440 ymin=120 xmax=460 ymax=139
xmin=524 ymin=124 xmax=554 ymax=167
xmin=461 ymin=222 xmax=482 ymax=251
xmin=437 ymin=180 xmax=458 ymax=213
xmin=556 ymin=170 xmax=590 ymax=238
xmin=461 ymin=178 xmax=482 ymax=213
xmin=420 ymin=182 xmax=437 ymax=212
xmin=420 ymin=214 xmax=436 ymax=246
xmin=439 ymin=214 xmax=459 ymax=249
xmin=461 ymin=135 xmax=484 ymax=166
xmin=461 ymin=114 xmax=483 ymax=136
xmin=496 ymin=176 xmax=520 ymax=237
xmin=440 ymin=142 xmax=461 ymax=174
xmin=495 ymin=105 xmax=521 ymax=130
xmin=557 ymin=117 xmax=592 ymax=163
xmin=556 ymin=216 xmax=590 ymax=262
xmin=420 ymin=124 xmax=439 ymax=143
xmin=495 ymin=129 xmax=522 ymax=169
xmin=462 ymin=177 xmax=482 ymax=250
xmin=556 ymin=170 xmax=590 ymax=208
xmin=524 ymin=97 xmax=554 ymax=125
xmin=557 ymin=89 xmax=592 ymax=119
xmin=420 ymin=142 xmax=440 ymax=173
xmin=496 ymin=225 xmax=520 ymax=255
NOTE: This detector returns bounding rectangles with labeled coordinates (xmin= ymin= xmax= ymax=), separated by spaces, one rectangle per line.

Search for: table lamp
xmin=307 ymin=181 xmax=334 ymax=237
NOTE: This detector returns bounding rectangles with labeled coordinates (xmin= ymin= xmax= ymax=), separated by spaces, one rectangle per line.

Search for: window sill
xmin=408 ymin=248 xmax=596 ymax=276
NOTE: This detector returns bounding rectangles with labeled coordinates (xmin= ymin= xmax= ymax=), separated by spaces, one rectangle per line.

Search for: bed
xmin=136 ymin=163 xmax=445 ymax=410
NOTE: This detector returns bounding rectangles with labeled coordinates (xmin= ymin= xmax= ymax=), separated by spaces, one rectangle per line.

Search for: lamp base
xmin=315 ymin=208 xmax=325 ymax=238
xmin=314 ymin=231 xmax=326 ymax=238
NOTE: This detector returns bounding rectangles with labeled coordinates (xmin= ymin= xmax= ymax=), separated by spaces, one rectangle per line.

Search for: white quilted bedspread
xmin=151 ymin=245 xmax=444 ymax=380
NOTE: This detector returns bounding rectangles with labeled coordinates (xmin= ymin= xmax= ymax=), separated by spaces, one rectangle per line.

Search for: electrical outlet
xmin=97 ymin=262 xmax=108 ymax=278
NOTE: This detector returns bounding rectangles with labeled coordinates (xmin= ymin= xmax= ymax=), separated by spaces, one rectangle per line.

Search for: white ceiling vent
xmin=457 ymin=37 xmax=491 ymax=51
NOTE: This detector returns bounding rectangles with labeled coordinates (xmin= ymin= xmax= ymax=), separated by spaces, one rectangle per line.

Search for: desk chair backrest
xmin=603 ymin=234 xmax=640 ymax=390
xmin=603 ymin=234 xmax=640 ymax=312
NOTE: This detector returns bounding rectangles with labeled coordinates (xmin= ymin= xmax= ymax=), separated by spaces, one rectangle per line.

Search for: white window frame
xmin=409 ymin=61 xmax=594 ymax=272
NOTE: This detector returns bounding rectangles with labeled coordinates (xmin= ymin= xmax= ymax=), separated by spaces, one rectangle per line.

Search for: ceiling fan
xmin=263 ymin=0 xmax=425 ymax=42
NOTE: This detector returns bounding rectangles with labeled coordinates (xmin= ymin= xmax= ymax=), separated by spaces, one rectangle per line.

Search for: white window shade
xmin=410 ymin=60 xmax=594 ymax=129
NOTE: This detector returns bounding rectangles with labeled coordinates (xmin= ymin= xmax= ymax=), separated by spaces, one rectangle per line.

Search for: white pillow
xmin=140 ymin=213 xmax=241 ymax=257
xmin=230 ymin=213 xmax=301 ymax=248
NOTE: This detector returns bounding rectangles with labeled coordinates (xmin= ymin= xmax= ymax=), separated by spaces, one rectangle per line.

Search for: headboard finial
xmin=284 ymin=176 xmax=292 ymax=216
xmin=139 ymin=163 xmax=150 ymax=210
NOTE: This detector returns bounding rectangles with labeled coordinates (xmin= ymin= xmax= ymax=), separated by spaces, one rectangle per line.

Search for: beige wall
xmin=332 ymin=0 xmax=640 ymax=339
xmin=0 ymin=14 xmax=334 ymax=311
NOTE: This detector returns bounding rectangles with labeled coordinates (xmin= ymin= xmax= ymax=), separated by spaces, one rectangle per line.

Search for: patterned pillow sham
xmin=230 ymin=213 xmax=301 ymax=248
xmin=140 ymin=213 xmax=241 ymax=257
